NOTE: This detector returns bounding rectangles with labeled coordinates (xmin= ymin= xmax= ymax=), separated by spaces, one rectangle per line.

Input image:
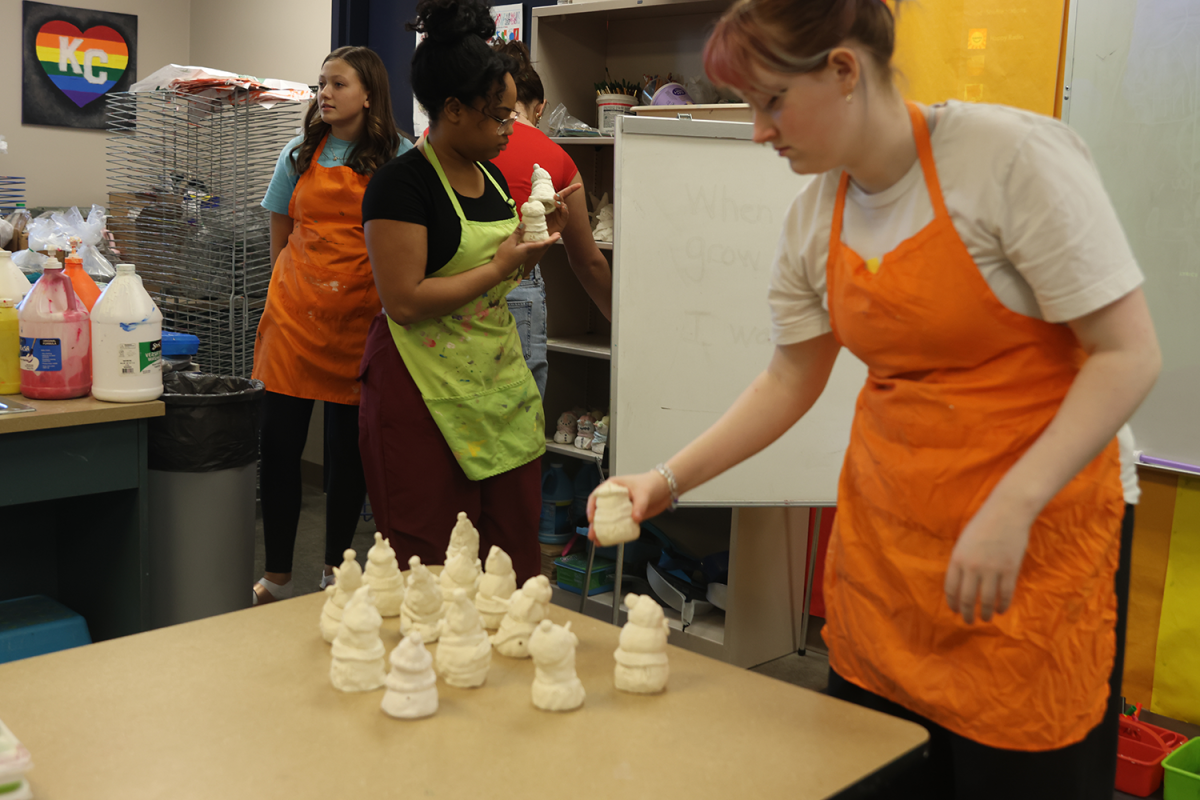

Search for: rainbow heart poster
xmin=22 ymin=2 xmax=138 ymax=130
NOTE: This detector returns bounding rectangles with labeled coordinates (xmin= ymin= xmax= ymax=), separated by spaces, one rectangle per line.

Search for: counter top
xmin=0 ymin=394 xmax=164 ymax=435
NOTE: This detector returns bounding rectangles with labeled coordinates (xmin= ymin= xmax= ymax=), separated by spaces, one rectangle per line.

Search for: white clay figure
xmin=592 ymin=482 xmax=640 ymax=546
xmin=381 ymin=632 xmax=439 ymax=719
xmin=445 ymin=511 xmax=480 ymax=565
xmin=591 ymin=417 xmax=609 ymax=456
xmin=521 ymin=200 xmax=549 ymax=243
xmin=364 ymin=532 xmax=405 ymax=617
xmin=529 ymin=163 xmax=557 ymax=213
xmin=492 ymin=574 xmax=553 ymax=658
xmin=435 ymin=589 xmax=493 ymax=688
xmin=529 ymin=619 xmax=586 ymax=711
xmin=320 ymin=548 xmax=363 ymax=643
xmin=330 ymin=586 xmax=387 ymax=692
xmin=574 ymin=414 xmax=595 ymax=450
xmin=400 ymin=556 xmax=445 ymax=643
xmin=613 ymin=593 xmax=670 ymax=694
xmin=475 ymin=545 xmax=518 ymax=629
xmin=554 ymin=411 xmax=578 ymax=445
xmin=440 ymin=549 xmax=482 ymax=608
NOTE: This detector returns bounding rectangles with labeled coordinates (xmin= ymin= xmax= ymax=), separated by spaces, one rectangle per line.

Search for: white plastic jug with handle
xmin=0 ymin=250 xmax=29 ymax=305
xmin=90 ymin=263 xmax=163 ymax=402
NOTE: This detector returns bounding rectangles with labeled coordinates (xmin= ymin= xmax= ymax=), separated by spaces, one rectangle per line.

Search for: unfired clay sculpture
xmin=529 ymin=163 xmax=556 ymax=213
xmin=492 ymin=574 xmax=553 ymax=658
xmin=613 ymin=593 xmax=670 ymax=694
xmin=400 ymin=556 xmax=445 ymax=643
xmin=446 ymin=511 xmax=480 ymax=565
xmin=439 ymin=550 xmax=482 ymax=606
xmin=381 ymin=633 xmax=438 ymax=719
xmin=592 ymin=201 xmax=613 ymax=242
xmin=574 ymin=414 xmax=595 ymax=450
xmin=592 ymin=482 xmax=641 ymax=546
xmin=434 ymin=589 xmax=492 ymax=688
xmin=330 ymin=586 xmax=387 ymax=692
xmin=591 ymin=417 xmax=609 ymax=456
xmin=554 ymin=411 xmax=578 ymax=445
xmin=364 ymin=532 xmax=404 ymax=617
xmin=529 ymin=619 xmax=585 ymax=711
xmin=320 ymin=548 xmax=364 ymax=643
xmin=475 ymin=545 xmax=518 ymax=630
xmin=521 ymin=200 xmax=548 ymax=243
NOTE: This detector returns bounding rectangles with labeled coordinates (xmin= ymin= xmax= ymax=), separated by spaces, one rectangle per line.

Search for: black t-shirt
xmin=362 ymin=147 xmax=515 ymax=275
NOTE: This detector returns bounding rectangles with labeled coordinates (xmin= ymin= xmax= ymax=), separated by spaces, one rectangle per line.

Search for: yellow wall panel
xmin=1151 ymin=477 xmax=1200 ymax=724
xmin=1122 ymin=470 xmax=1176 ymax=708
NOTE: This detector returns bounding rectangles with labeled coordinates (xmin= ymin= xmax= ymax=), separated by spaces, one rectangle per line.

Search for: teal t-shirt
xmin=261 ymin=134 xmax=414 ymax=215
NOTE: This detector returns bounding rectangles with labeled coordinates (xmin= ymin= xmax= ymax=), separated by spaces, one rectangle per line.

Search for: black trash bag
xmin=148 ymin=373 xmax=265 ymax=472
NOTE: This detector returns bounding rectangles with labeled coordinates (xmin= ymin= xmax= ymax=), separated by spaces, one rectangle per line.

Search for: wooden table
xmin=0 ymin=593 xmax=928 ymax=799
xmin=0 ymin=395 xmax=164 ymax=640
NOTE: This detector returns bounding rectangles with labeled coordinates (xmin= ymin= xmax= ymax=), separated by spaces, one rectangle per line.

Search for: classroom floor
xmin=253 ymin=484 xmax=832 ymax=690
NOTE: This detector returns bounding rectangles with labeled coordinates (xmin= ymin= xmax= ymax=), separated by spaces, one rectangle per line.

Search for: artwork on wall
xmin=489 ymin=4 xmax=523 ymax=45
xmin=22 ymin=1 xmax=138 ymax=130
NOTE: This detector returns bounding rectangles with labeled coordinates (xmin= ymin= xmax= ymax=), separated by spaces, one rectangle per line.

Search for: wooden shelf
xmin=545 ymin=438 xmax=604 ymax=463
xmin=549 ymin=136 xmax=614 ymax=145
xmin=547 ymin=334 xmax=611 ymax=359
xmin=535 ymin=0 xmax=730 ymax=23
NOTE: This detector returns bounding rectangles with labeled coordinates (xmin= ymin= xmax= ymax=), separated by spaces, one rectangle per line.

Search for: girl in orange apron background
xmin=591 ymin=0 xmax=1161 ymax=796
xmin=359 ymin=0 xmax=578 ymax=582
xmin=251 ymin=47 xmax=413 ymax=605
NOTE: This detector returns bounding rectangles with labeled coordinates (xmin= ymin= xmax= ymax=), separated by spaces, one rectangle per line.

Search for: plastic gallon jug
xmin=18 ymin=258 xmax=91 ymax=400
xmin=91 ymin=263 xmax=163 ymax=402
xmin=539 ymin=463 xmax=575 ymax=544
xmin=0 ymin=299 xmax=19 ymax=395
xmin=571 ymin=463 xmax=602 ymax=527
xmin=63 ymin=251 xmax=101 ymax=311
xmin=0 ymin=250 xmax=29 ymax=305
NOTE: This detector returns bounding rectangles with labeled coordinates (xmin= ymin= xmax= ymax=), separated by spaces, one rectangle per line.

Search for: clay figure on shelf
xmin=592 ymin=202 xmax=614 ymax=242
xmin=364 ymin=532 xmax=405 ymax=617
xmin=320 ymin=548 xmax=364 ymax=643
xmin=400 ymin=556 xmax=445 ymax=642
xmin=613 ymin=593 xmax=670 ymax=694
xmin=330 ymin=586 xmax=387 ymax=692
xmin=492 ymin=574 xmax=553 ymax=658
xmin=529 ymin=619 xmax=586 ymax=711
xmin=554 ymin=411 xmax=578 ymax=445
xmin=592 ymin=482 xmax=641 ymax=546
xmin=591 ymin=417 xmax=609 ymax=457
xmin=440 ymin=549 xmax=482 ymax=605
xmin=445 ymin=511 xmax=480 ymax=565
xmin=435 ymin=589 xmax=493 ymax=688
xmin=574 ymin=414 xmax=595 ymax=450
xmin=529 ymin=163 xmax=557 ymax=213
xmin=475 ymin=545 xmax=518 ymax=629
xmin=521 ymin=200 xmax=549 ymax=243
xmin=381 ymin=632 xmax=439 ymax=719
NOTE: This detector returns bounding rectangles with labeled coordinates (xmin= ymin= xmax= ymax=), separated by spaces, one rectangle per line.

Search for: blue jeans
xmin=506 ymin=265 xmax=547 ymax=402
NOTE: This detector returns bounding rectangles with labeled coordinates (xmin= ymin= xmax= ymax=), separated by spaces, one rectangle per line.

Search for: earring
xmin=846 ymin=92 xmax=853 ymax=104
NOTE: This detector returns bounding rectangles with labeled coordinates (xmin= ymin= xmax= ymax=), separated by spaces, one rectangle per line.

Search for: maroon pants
xmin=358 ymin=313 xmax=542 ymax=583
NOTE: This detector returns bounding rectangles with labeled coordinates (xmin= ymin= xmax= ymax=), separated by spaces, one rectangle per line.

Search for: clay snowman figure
xmin=591 ymin=416 xmax=609 ymax=456
xmin=381 ymin=633 xmax=439 ymax=719
xmin=445 ymin=511 xmax=480 ymax=564
xmin=364 ymin=532 xmax=405 ymax=617
xmin=574 ymin=414 xmax=595 ymax=450
xmin=330 ymin=586 xmax=387 ymax=692
xmin=440 ymin=550 xmax=482 ymax=607
xmin=320 ymin=548 xmax=363 ymax=643
xmin=591 ymin=482 xmax=641 ymax=546
xmin=492 ymin=574 xmax=553 ymax=658
xmin=400 ymin=556 xmax=445 ymax=643
xmin=475 ymin=545 xmax=519 ymax=630
xmin=553 ymin=411 xmax=578 ymax=445
xmin=613 ymin=593 xmax=670 ymax=694
xmin=529 ymin=619 xmax=586 ymax=711
xmin=435 ymin=589 xmax=493 ymax=688
xmin=529 ymin=164 xmax=557 ymax=213
xmin=521 ymin=201 xmax=549 ymax=243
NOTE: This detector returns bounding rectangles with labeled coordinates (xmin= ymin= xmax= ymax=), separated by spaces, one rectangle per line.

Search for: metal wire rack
xmin=0 ymin=176 xmax=25 ymax=216
xmin=105 ymin=90 xmax=306 ymax=378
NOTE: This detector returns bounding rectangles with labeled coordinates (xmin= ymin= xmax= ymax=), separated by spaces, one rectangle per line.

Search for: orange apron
xmin=252 ymin=136 xmax=381 ymax=404
xmin=822 ymin=103 xmax=1123 ymax=751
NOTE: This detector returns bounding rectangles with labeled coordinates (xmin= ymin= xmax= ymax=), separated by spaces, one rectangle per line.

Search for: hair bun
xmin=410 ymin=0 xmax=496 ymax=44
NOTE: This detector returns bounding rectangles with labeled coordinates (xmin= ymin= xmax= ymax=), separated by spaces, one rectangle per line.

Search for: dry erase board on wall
xmin=1064 ymin=0 xmax=1200 ymax=471
xmin=611 ymin=115 xmax=868 ymax=506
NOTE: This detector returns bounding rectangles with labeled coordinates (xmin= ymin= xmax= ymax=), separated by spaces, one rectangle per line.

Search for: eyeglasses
xmin=468 ymin=104 xmax=518 ymax=134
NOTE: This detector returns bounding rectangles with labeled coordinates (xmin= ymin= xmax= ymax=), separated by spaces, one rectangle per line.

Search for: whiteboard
xmin=611 ymin=115 xmax=868 ymax=505
xmin=1064 ymin=0 xmax=1200 ymax=469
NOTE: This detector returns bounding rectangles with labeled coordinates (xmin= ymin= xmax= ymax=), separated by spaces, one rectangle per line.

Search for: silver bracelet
xmin=654 ymin=462 xmax=680 ymax=511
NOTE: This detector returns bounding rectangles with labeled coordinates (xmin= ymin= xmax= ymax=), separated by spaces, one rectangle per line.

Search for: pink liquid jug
xmin=18 ymin=257 xmax=92 ymax=399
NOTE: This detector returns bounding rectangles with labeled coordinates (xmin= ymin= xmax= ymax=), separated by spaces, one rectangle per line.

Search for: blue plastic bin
xmin=0 ymin=595 xmax=91 ymax=663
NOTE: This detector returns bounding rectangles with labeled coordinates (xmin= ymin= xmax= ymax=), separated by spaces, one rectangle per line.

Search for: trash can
xmin=148 ymin=372 xmax=264 ymax=628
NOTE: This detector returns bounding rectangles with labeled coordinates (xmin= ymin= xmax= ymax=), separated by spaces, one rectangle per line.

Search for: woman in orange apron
xmin=592 ymin=1 xmax=1161 ymax=796
xmin=359 ymin=0 xmax=578 ymax=582
xmin=251 ymin=47 xmax=412 ymax=605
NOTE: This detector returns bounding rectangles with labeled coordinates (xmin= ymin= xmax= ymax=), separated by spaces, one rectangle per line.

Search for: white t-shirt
xmin=768 ymin=100 xmax=1143 ymax=503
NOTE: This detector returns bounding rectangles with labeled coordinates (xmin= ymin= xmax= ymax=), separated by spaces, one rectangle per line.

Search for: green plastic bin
xmin=554 ymin=553 xmax=615 ymax=596
xmin=1164 ymin=736 xmax=1200 ymax=800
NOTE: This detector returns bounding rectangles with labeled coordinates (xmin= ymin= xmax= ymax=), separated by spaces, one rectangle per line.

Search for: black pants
xmin=259 ymin=391 xmax=367 ymax=574
xmin=827 ymin=503 xmax=1136 ymax=799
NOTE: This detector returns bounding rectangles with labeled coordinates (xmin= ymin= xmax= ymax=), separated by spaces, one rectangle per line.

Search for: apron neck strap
xmin=424 ymin=139 xmax=512 ymax=222
xmin=905 ymin=101 xmax=949 ymax=220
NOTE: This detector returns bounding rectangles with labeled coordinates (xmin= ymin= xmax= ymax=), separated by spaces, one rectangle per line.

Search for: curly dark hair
xmin=491 ymin=39 xmax=544 ymax=107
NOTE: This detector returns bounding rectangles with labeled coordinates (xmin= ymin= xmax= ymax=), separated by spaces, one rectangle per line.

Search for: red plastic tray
xmin=1118 ymin=718 xmax=1174 ymax=797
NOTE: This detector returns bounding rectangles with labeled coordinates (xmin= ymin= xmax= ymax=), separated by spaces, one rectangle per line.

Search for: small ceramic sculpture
xmin=381 ymin=633 xmax=439 ymax=719
xmin=364 ymin=533 xmax=405 ymax=617
xmin=440 ymin=550 xmax=482 ymax=606
xmin=529 ymin=619 xmax=585 ymax=711
xmin=475 ymin=545 xmax=518 ymax=629
xmin=445 ymin=511 xmax=480 ymax=565
xmin=330 ymin=586 xmax=387 ymax=692
xmin=592 ymin=482 xmax=640 ymax=546
xmin=574 ymin=414 xmax=595 ymax=450
xmin=529 ymin=163 xmax=557 ymax=213
xmin=614 ymin=593 xmax=670 ymax=694
xmin=521 ymin=200 xmax=549 ymax=243
xmin=553 ymin=412 xmax=578 ymax=445
xmin=435 ymin=589 xmax=493 ymax=688
xmin=492 ymin=574 xmax=553 ymax=658
xmin=400 ymin=556 xmax=445 ymax=643
xmin=592 ymin=201 xmax=614 ymax=242
xmin=591 ymin=417 xmax=609 ymax=456
xmin=320 ymin=548 xmax=364 ymax=643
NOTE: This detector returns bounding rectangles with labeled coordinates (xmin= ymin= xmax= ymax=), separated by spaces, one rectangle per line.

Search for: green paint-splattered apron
xmin=387 ymin=141 xmax=545 ymax=480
